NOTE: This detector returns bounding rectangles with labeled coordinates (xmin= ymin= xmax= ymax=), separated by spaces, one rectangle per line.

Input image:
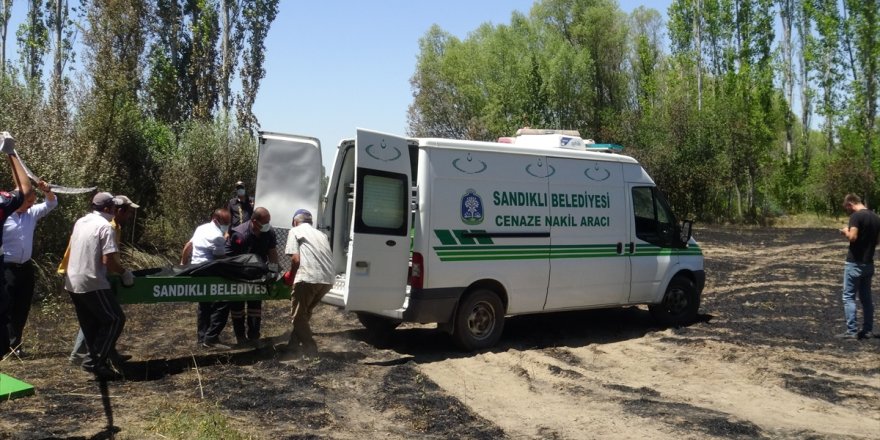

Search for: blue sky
xmin=253 ymin=1 xmax=669 ymax=168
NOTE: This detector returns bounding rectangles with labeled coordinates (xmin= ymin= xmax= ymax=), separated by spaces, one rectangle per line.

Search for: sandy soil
xmin=1 ymin=226 xmax=878 ymax=439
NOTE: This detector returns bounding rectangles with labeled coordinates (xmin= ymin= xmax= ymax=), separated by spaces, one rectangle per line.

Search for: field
xmin=1 ymin=226 xmax=878 ymax=439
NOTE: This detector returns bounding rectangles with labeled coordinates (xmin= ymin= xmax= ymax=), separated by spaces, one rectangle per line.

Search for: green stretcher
xmin=111 ymin=275 xmax=291 ymax=304
xmin=0 ymin=373 xmax=35 ymax=400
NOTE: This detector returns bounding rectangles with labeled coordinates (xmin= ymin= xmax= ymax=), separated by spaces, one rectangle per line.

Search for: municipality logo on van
xmin=461 ymin=189 xmax=484 ymax=225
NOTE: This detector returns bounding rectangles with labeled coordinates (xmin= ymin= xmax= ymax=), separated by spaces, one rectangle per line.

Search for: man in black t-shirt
xmin=838 ymin=194 xmax=880 ymax=339
xmin=225 ymin=207 xmax=278 ymax=345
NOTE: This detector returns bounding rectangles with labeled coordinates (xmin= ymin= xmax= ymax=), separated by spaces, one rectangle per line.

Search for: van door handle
xmin=628 ymin=242 xmax=635 ymax=254
xmin=616 ymin=242 xmax=623 ymax=254
xmin=386 ymin=240 xmax=396 ymax=247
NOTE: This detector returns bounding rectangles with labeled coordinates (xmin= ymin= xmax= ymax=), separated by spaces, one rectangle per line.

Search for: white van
xmin=256 ymin=128 xmax=704 ymax=350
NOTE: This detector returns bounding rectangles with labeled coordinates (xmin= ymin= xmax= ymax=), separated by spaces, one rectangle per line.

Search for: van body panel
xmin=255 ymin=132 xmax=323 ymax=228
xmin=421 ymin=148 xmax=550 ymax=315
xmin=341 ymin=129 xmax=411 ymax=312
xmin=543 ymin=159 xmax=630 ymax=310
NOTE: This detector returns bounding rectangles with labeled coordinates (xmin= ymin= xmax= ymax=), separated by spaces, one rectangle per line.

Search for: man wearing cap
xmin=228 ymin=181 xmax=253 ymax=227
xmin=283 ymin=209 xmax=334 ymax=356
xmin=64 ymin=192 xmax=134 ymax=380
xmin=3 ymin=180 xmax=57 ymax=357
xmin=225 ymin=206 xmax=278 ymax=345
xmin=67 ymin=194 xmax=139 ymax=364
xmin=181 ymin=208 xmax=232 ymax=348
xmin=0 ymin=132 xmax=32 ymax=358
xmin=112 ymin=195 xmax=139 ymax=240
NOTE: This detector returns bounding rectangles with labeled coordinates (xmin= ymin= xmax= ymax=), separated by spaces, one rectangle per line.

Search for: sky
xmin=253 ymin=1 xmax=669 ymax=169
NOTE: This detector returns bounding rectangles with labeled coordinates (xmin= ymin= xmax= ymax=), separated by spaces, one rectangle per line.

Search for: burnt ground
xmin=0 ymin=226 xmax=878 ymax=439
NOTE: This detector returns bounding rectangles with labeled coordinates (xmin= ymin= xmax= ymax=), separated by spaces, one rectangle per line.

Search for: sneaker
xmin=835 ymin=332 xmax=858 ymax=339
xmin=202 ymin=338 xmax=231 ymax=349
xmin=858 ymin=331 xmax=876 ymax=340
xmin=69 ymin=355 xmax=86 ymax=366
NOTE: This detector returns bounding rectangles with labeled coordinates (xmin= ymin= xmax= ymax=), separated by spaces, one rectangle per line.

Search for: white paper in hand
xmin=0 ymin=132 xmax=15 ymax=155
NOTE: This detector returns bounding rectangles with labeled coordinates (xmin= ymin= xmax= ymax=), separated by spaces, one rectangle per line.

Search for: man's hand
xmin=121 ymin=269 xmax=135 ymax=287
xmin=37 ymin=180 xmax=51 ymax=193
xmin=0 ymin=132 xmax=16 ymax=155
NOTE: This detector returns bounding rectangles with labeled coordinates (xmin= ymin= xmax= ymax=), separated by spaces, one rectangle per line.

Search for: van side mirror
xmin=680 ymin=220 xmax=693 ymax=245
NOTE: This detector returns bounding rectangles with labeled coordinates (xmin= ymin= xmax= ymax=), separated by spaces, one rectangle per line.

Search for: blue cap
xmin=293 ymin=208 xmax=311 ymax=218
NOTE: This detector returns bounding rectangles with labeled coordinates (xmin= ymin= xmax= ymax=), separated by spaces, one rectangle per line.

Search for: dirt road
xmin=1 ymin=226 xmax=878 ymax=439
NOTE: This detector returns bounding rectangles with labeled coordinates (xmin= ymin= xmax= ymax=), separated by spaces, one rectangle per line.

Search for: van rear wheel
xmin=356 ymin=312 xmax=401 ymax=333
xmin=649 ymin=276 xmax=699 ymax=326
xmin=452 ymin=289 xmax=505 ymax=351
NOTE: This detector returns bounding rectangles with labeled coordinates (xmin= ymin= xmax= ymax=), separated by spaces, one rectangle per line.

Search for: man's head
xmin=16 ymin=187 xmax=36 ymax=213
xmin=235 ymin=180 xmax=246 ymax=199
xmin=113 ymin=195 xmax=140 ymax=223
xmin=292 ymin=208 xmax=312 ymax=227
xmin=250 ymin=207 xmax=271 ymax=234
xmin=843 ymin=194 xmax=863 ymax=215
xmin=212 ymin=208 xmax=231 ymax=230
xmin=91 ymin=192 xmax=119 ymax=215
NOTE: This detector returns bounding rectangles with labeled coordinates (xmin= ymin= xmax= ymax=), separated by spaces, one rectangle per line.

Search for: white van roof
xmin=416 ymin=135 xmax=639 ymax=164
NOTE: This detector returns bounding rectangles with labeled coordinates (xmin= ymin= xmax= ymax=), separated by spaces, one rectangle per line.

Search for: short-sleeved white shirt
xmin=63 ymin=211 xmax=118 ymax=293
xmin=284 ymin=223 xmax=334 ymax=285
xmin=189 ymin=221 xmax=226 ymax=264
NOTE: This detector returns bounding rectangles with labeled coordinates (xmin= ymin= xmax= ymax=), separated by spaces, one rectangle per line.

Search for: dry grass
xmin=769 ymin=213 xmax=845 ymax=228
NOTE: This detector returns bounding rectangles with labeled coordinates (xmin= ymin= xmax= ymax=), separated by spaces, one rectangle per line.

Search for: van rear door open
xmin=255 ymin=132 xmax=323 ymax=228
xmin=342 ymin=129 xmax=411 ymax=312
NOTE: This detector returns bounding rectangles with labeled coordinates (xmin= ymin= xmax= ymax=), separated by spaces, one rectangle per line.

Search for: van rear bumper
xmin=403 ymin=287 xmax=463 ymax=324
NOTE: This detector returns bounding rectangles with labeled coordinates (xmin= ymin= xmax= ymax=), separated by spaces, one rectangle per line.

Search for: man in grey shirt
xmin=283 ymin=209 xmax=334 ymax=356
xmin=64 ymin=192 xmax=134 ymax=380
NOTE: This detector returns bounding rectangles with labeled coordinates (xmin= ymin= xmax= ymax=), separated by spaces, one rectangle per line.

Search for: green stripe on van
xmin=434 ymin=230 xmax=457 ymax=245
xmin=432 ymin=243 xmax=702 ymax=261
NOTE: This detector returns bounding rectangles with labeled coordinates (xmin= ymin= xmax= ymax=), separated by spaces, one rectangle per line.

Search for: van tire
xmin=356 ymin=312 xmax=401 ymax=333
xmin=649 ymin=276 xmax=699 ymax=326
xmin=452 ymin=289 xmax=505 ymax=351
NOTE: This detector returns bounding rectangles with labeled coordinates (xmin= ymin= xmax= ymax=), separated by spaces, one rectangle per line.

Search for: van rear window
xmin=354 ymin=169 xmax=409 ymax=236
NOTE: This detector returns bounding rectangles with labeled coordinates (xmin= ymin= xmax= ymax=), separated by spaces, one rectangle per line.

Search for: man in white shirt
xmin=3 ymin=180 xmax=57 ymax=356
xmin=64 ymin=192 xmax=134 ymax=380
xmin=283 ymin=209 xmax=334 ymax=356
xmin=180 ymin=208 xmax=232 ymax=348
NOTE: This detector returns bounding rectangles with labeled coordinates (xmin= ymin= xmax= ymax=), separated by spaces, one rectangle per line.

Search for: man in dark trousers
xmin=0 ymin=132 xmax=31 ymax=358
xmin=838 ymin=193 xmax=880 ymax=340
xmin=3 ymin=180 xmax=56 ymax=356
xmin=226 ymin=207 xmax=278 ymax=345
xmin=63 ymin=192 xmax=135 ymax=380
xmin=181 ymin=208 xmax=232 ymax=348
xmin=228 ymin=180 xmax=253 ymax=227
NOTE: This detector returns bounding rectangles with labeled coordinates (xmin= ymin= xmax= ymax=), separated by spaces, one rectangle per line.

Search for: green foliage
xmin=144 ymin=119 xmax=257 ymax=251
xmin=408 ymin=0 xmax=878 ymax=223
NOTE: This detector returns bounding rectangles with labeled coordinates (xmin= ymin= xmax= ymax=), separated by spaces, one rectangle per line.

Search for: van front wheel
xmin=649 ymin=276 xmax=699 ymax=326
xmin=452 ymin=289 xmax=505 ymax=351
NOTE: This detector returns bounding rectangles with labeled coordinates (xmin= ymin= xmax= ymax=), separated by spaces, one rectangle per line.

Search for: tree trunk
xmin=53 ymin=0 xmax=62 ymax=82
xmin=694 ymin=0 xmax=703 ymax=112
xmin=1 ymin=0 xmax=10 ymax=77
xmin=779 ymin=0 xmax=794 ymax=160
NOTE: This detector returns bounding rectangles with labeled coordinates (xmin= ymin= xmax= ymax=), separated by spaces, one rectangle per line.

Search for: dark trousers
xmin=0 ymin=257 xmax=8 ymax=355
xmin=5 ymin=261 xmax=35 ymax=350
xmin=229 ymin=300 xmax=262 ymax=340
xmin=198 ymin=301 xmax=230 ymax=343
xmin=67 ymin=289 xmax=126 ymax=369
